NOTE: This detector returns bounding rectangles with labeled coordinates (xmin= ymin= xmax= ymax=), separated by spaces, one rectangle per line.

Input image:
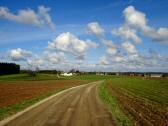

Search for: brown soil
xmin=107 ymin=82 xmax=168 ymax=126
xmin=0 ymin=80 xmax=90 ymax=108
xmin=2 ymin=81 xmax=116 ymax=126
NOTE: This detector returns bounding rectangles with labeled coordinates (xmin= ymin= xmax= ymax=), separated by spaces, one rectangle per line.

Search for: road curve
xmin=1 ymin=81 xmax=116 ymax=126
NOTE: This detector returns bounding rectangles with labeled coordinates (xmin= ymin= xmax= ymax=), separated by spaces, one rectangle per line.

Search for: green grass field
xmin=66 ymin=74 xmax=112 ymax=81
xmin=101 ymin=76 xmax=168 ymax=125
xmin=0 ymin=73 xmax=111 ymax=81
xmin=107 ymin=76 xmax=168 ymax=105
xmin=0 ymin=73 xmax=61 ymax=81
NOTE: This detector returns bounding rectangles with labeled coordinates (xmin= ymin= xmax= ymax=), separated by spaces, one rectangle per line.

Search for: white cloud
xmin=143 ymin=27 xmax=168 ymax=44
xmin=87 ymin=22 xmax=105 ymax=36
xmin=98 ymin=46 xmax=168 ymax=72
xmin=123 ymin=6 xmax=147 ymax=29
xmin=113 ymin=55 xmax=125 ymax=62
xmin=9 ymin=48 xmax=32 ymax=61
xmin=124 ymin=6 xmax=168 ymax=44
xmin=102 ymin=39 xmax=115 ymax=47
xmin=100 ymin=56 xmax=109 ymax=65
xmin=0 ymin=7 xmax=41 ymax=26
xmin=27 ymin=58 xmax=44 ymax=69
xmin=45 ymin=52 xmax=66 ymax=64
xmin=38 ymin=6 xmax=56 ymax=31
xmin=112 ymin=25 xmax=141 ymax=44
xmin=101 ymin=39 xmax=118 ymax=55
xmin=87 ymin=22 xmax=120 ymax=56
xmin=106 ymin=48 xmax=117 ymax=55
xmin=35 ymin=58 xmax=44 ymax=66
xmin=0 ymin=5 xmax=55 ymax=30
xmin=48 ymin=32 xmax=98 ymax=58
xmin=122 ymin=42 xmax=137 ymax=54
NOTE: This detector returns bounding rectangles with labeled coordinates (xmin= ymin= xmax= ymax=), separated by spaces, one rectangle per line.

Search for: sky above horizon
xmin=0 ymin=0 xmax=168 ymax=72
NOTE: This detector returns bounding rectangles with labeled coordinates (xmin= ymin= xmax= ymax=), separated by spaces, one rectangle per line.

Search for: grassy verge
xmin=0 ymin=87 xmax=68 ymax=120
xmin=98 ymin=82 xmax=132 ymax=126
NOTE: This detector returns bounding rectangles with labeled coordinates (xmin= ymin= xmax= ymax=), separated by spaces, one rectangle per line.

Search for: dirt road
xmin=0 ymin=81 xmax=116 ymax=126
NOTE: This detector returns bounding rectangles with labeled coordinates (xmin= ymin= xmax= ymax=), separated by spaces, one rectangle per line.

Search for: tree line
xmin=0 ymin=62 xmax=20 ymax=75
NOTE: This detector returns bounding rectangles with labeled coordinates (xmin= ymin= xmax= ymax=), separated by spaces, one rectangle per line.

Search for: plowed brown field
xmin=0 ymin=80 xmax=90 ymax=108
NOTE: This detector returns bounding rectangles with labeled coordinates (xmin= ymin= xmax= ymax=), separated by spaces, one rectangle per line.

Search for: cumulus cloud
xmin=122 ymin=42 xmax=137 ymax=54
xmin=112 ymin=55 xmax=125 ymax=62
xmin=99 ymin=46 xmax=168 ymax=71
xmin=102 ymin=39 xmax=115 ymax=47
xmin=106 ymin=48 xmax=117 ymax=55
xmin=9 ymin=48 xmax=32 ymax=61
xmin=112 ymin=25 xmax=141 ymax=44
xmin=100 ymin=56 xmax=109 ymax=65
xmin=124 ymin=6 xmax=147 ymax=29
xmin=102 ymin=39 xmax=118 ymax=55
xmin=142 ymin=27 xmax=168 ymax=44
xmin=124 ymin=6 xmax=168 ymax=44
xmin=35 ymin=58 xmax=44 ymax=65
xmin=0 ymin=5 xmax=55 ymax=30
xmin=87 ymin=22 xmax=105 ymax=36
xmin=38 ymin=6 xmax=56 ymax=31
xmin=101 ymin=5 xmax=168 ymax=71
xmin=87 ymin=22 xmax=119 ymax=56
xmin=45 ymin=51 xmax=66 ymax=64
xmin=27 ymin=58 xmax=44 ymax=69
xmin=48 ymin=32 xmax=98 ymax=58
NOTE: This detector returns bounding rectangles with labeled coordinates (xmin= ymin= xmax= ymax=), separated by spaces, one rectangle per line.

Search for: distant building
xmin=129 ymin=73 xmax=135 ymax=76
xmin=96 ymin=72 xmax=107 ymax=75
xmin=150 ymin=74 xmax=163 ymax=78
xmin=61 ymin=73 xmax=73 ymax=76
xmin=116 ymin=72 xmax=120 ymax=76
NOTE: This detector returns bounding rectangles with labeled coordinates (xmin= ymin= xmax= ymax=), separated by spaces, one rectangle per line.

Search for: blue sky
xmin=0 ymin=0 xmax=168 ymax=72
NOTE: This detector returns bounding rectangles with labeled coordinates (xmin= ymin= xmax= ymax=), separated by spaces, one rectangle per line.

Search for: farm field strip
xmin=108 ymin=77 xmax=168 ymax=105
xmin=104 ymin=77 xmax=168 ymax=126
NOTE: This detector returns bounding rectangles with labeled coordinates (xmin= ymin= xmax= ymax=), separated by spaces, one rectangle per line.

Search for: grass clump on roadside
xmin=0 ymin=87 xmax=66 ymax=120
xmin=98 ymin=82 xmax=132 ymax=126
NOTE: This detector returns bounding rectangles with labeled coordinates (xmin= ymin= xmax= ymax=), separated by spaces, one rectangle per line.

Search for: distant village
xmin=0 ymin=62 xmax=168 ymax=78
xmin=50 ymin=68 xmax=167 ymax=78
xmin=60 ymin=70 xmax=167 ymax=78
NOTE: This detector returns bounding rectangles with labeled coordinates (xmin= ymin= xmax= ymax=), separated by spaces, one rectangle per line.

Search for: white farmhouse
xmin=150 ymin=74 xmax=162 ymax=78
xmin=61 ymin=73 xmax=73 ymax=76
